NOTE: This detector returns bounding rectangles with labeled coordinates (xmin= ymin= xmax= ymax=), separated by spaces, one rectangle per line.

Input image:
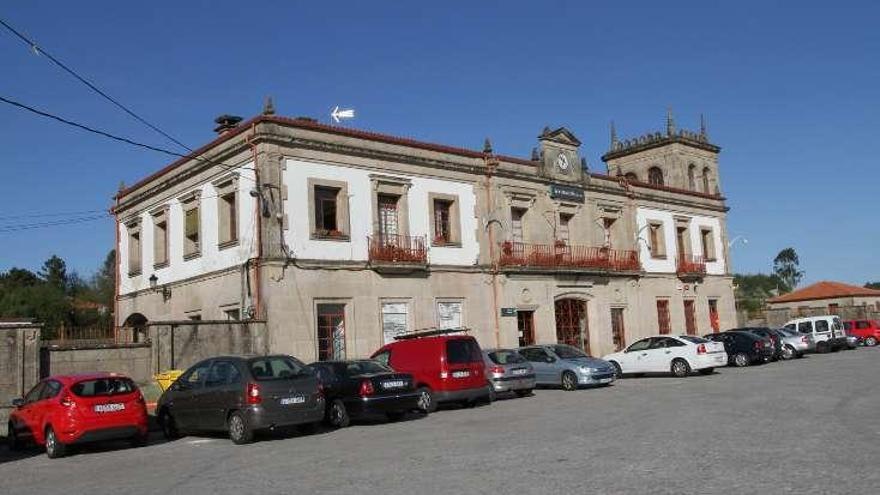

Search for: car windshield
xmin=678 ymin=336 xmax=708 ymax=344
xmin=249 ymin=356 xmax=308 ymax=380
xmin=346 ymin=360 xmax=391 ymax=375
xmin=71 ymin=377 xmax=136 ymax=397
xmin=488 ymin=350 xmax=526 ymax=365
xmin=552 ymin=345 xmax=588 ymax=359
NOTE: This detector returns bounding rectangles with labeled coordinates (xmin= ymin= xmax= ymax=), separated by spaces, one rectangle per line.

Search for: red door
xmin=684 ymin=300 xmax=697 ymax=335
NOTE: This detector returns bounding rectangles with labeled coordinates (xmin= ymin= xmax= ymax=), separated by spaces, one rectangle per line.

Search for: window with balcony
xmin=558 ymin=213 xmax=572 ymax=244
xmin=511 ymin=207 xmax=526 ymax=243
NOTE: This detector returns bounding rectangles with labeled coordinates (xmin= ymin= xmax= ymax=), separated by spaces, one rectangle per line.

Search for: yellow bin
xmin=153 ymin=370 xmax=184 ymax=391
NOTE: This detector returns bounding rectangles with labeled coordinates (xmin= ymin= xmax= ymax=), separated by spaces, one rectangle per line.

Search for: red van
xmin=371 ymin=329 xmax=490 ymax=412
xmin=842 ymin=320 xmax=880 ymax=346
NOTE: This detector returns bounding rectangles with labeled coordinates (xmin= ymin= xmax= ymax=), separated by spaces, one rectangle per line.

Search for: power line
xmin=0 ymin=16 xmax=192 ymax=152
xmin=0 ymin=208 xmax=107 ymax=221
xmin=0 ymin=94 xmax=256 ymax=181
xmin=0 ymin=213 xmax=110 ymax=234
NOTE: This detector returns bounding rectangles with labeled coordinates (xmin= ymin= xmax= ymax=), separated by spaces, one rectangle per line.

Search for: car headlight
xmin=579 ymin=366 xmax=597 ymax=373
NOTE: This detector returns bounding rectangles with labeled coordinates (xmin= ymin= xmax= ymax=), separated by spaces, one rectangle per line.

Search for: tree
xmin=866 ymin=282 xmax=880 ymax=290
xmin=91 ymin=249 xmax=116 ymax=308
xmin=734 ymin=273 xmax=789 ymax=314
xmin=40 ymin=255 xmax=68 ymax=291
xmin=773 ymin=248 xmax=804 ymax=292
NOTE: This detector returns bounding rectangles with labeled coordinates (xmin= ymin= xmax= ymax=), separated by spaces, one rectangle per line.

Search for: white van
xmin=782 ymin=315 xmax=847 ymax=352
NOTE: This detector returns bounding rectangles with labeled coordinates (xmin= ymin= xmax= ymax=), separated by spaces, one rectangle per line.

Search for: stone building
xmin=113 ymin=104 xmax=736 ymax=361
xmin=766 ymin=281 xmax=880 ymax=314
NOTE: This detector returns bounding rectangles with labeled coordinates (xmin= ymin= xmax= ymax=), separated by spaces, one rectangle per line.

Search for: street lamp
xmin=728 ymin=235 xmax=748 ymax=249
xmin=148 ymin=274 xmax=171 ymax=301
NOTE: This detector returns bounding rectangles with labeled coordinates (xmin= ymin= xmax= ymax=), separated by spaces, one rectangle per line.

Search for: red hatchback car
xmin=7 ymin=373 xmax=149 ymax=458
xmin=371 ymin=329 xmax=490 ymax=412
xmin=843 ymin=320 xmax=880 ymax=346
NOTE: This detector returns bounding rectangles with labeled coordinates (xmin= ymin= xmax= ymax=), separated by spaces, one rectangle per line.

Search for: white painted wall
xmin=283 ymin=159 xmax=479 ymax=265
xmin=636 ymin=207 xmax=726 ymax=275
xmin=119 ymin=167 xmax=258 ymax=295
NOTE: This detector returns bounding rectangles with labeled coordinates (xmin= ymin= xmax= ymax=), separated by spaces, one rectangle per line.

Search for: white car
xmin=602 ymin=335 xmax=728 ymax=378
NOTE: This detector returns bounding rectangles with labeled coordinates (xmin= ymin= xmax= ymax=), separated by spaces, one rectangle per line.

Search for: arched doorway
xmin=121 ymin=313 xmax=148 ymax=343
xmin=555 ymin=299 xmax=589 ymax=353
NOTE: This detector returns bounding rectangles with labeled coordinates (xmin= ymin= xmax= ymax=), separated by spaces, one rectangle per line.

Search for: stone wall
xmin=0 ymin=324 xmax=41 ymax=435
xmin=41 ymin=343 xmax=152 ymax=383
xmin=765 ymin=306 xmax=880 ymax=328
xmin=147 ymin=320 xmax=269 ymax=373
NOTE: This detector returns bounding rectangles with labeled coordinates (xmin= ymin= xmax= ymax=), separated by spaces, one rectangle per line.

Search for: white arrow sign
xmin=331 ymin=106 xmax=355 ymax=123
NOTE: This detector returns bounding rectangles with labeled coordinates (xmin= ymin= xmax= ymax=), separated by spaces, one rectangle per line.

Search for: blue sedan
xmin=517 ymin=344 xmax=616 ymax=391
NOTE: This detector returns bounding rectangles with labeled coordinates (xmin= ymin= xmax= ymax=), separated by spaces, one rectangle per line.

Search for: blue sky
xmin=1 ymin=1 xmax=878 ymax=285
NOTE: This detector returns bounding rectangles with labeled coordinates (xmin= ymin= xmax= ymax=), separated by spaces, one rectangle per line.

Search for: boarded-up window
xmin=381 ymin=302 xmax=408 ymax=344
xmin=437 ymin=300 xmax=463 ymax=329
xmin=657 ymin=299 xmax=671 ymax=335
xmin=684 ymin=300 xmax=697 ymax=335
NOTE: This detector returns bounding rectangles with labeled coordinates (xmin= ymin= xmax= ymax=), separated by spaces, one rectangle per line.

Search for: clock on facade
xmin=555 ymin=152 xmax=570 ymax=172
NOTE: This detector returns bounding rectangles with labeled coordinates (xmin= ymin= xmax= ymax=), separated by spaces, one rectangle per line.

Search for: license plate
xmin=94 ymin=403 xmax=125 ymax=413
xmin=383 ymin=380 xmax=405 ymax=389
xmin=715 ymin=355 xmax=725 ymax=362
xmin=512 ymin=369 xmax=528 ymax=376
xmin=451 ymin=370 xmax=470 ymax=378
xmin=280 ymin=396 xmax=305 ymax=405
xmin=598 ymin=378 xmax=613 ymax=384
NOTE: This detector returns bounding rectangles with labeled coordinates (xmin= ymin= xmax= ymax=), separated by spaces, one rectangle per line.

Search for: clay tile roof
xmin=767 ymin=281 xmax=880 ymax=304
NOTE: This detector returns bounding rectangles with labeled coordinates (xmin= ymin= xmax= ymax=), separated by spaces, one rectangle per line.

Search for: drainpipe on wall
xmin=113 ymin=194 xmax=120 ymax=339
xmin=484 ymin=140 xmax=502 ymax=348
xmin=248 ymin=123 xmax=263 ymax=320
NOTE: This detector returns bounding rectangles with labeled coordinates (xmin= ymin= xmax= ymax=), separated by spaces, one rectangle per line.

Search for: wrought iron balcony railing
xmin=368 ymin=234 xmax=428 ymax=264
xmin=498 ymin=241 xmax=640 ymax=272
xmin=676 ymin=254 xmax=707 ymax=276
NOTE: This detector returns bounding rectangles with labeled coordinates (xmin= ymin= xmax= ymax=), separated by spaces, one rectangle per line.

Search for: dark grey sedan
xmin=157 ymin=355 xmax=325 ymax=444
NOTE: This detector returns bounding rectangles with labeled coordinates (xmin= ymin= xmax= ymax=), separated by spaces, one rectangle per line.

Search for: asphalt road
xmin=2 ymin=347 xmax=879 ymax=495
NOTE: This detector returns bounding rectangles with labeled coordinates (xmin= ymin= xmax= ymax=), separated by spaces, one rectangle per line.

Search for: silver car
xmin=483 ymin=349 xmax=536 ymax=398
xmin=776 ymin=328 xmax=814 ymax=359
xmin=517 ymin=344 xmax=616 ymax=391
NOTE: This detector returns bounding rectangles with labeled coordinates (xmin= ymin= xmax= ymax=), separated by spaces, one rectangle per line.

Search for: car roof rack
xmin=393 ymin=327 xmax=471 ymax=340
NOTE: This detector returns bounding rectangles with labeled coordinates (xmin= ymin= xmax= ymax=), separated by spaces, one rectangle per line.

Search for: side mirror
xmin=11 ymin=398 xmax=24 ymax=407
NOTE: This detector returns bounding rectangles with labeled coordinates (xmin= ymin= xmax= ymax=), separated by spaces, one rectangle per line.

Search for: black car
xmin=703 ymin=331 xmax=775 ymax=367
xmin=157 ymin=355 xmax=325 ymax=444
xmin=737 ymin=327 xmax=785 ymax=360
xmin=307 ymin=360 xmax=421 ymax=428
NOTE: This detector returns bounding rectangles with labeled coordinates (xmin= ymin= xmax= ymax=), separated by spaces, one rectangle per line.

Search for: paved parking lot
xmin=2 ymin=347 xmax=879 ymax=495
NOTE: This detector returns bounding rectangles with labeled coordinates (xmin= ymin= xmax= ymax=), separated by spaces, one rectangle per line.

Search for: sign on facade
xmin=500 ymin=307 xmax=517 ymax=317
xmin=381 ymin=302 xmax=408 ymax=344
xmin=437 ymin=301 xmax=463 ymax=329
xmin=549 ymin=184 xmax=585 ymax=203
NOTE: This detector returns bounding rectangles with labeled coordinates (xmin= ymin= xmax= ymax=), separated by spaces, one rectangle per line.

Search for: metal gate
xmin=555 ymin=299 xmax=588 ymax=353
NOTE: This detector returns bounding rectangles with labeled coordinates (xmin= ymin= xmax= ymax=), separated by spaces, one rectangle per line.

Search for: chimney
xmin=214 ymin=114 xmax=243 ymax=134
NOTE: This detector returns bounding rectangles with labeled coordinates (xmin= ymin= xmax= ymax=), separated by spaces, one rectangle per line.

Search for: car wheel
xmin=327 ymin=399 xmax=350 ymax=428
xmin=781 ymin=345 xmax=795 ymax=360
xmin=514 ymin=389 xmax=533 ymax=398
xmin=561 ymin=371 xmax=578 ymax=391
xmin=698 ymin=367 xmax=714 ymax=375
xmin=488 ymin=385 xmax=497 ymax=403
xmin=228 ymin=411 xmax=253 ymax=445
xmin=733 ymin=352 xmax=749 ymax=367
xmin=865 ymin=337 xmax=877 ymax=347
xmin=7 ymin=423 xmax=23 ymax=451
xmin=44 ymin=426 xmax=66 ymax=459
xmin=671 ymin=359 xmax=691 ymax=378
xmin=386 ymin=411 xmax=406 ymax=422
xmin=159 ymin=410 xmax=180 ymax=440
xmin=610 ymin=361 xmax=623 ymax=378
xmin=416 ymin=387 xmax=436 ymax=413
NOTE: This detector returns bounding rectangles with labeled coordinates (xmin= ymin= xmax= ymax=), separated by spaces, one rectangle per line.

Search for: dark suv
xmin=157 ymin=355 xmax=325 ymax=444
